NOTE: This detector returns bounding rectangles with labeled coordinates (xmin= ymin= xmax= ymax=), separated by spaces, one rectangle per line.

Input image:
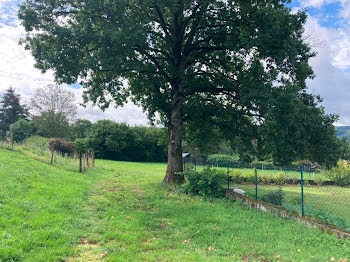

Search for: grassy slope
xmin=0 ymin=149 xmax=350 ymax=261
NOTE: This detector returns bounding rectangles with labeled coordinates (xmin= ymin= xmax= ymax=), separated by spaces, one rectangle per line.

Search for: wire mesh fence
xmin=183 ymin=157 xmax=350 ymax=232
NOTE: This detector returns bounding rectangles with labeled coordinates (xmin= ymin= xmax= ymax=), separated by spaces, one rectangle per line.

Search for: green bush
xmin=323 ymin=163 xmax=350 ymax=187
xmin=283 ymin=203 xmax=350 ymax=231
xmin=230 ymin=169 xmax=244 ymax=183
xmin=22 ymin=136 xmax=50 ymax=155
xmin=314 ymin=175 xmax=326 ymax=186
xmin=261 ymin=187 xmax=285 ymax=206
xmin=182 ymin=168 xmax=226 ymax=198
xmin=207 ymin=154 xmax=239 ymax=167
xmin=49 ymin=138 xmax=76 ymax=156
xmin=274 ymin=172 xmax=286 ymax=185
xmin=243 ymin=171 xmax=257 ymax=184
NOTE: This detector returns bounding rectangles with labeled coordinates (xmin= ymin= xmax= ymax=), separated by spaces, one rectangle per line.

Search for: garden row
xmin=180 ymin=166 xmax=350 ymax=199
xmin=180 ymin=168 xmax=350 ymax=231
xmin=229 ymin=166 xmax=350 ymax=187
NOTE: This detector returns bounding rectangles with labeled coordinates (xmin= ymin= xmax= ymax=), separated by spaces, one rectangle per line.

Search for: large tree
xmin=0 ymin=87 xmax=28 ymax=138
xmin=30 ymin=85 xmax=77 ymax=138
xmin=71 ymin=119 xmax=93 ymax=139
xmin=20 ymin=0 xmax=336 ymax=182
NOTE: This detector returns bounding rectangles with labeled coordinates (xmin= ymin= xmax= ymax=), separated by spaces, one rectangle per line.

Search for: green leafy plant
xmin=207 ymin=154 xmax=239 ymax=168
xmin=283 ymin=203 xmax=350 ymax=231
xmin=182 ymin=168 xmax=226 ymax=198
xmin=230 ymin=169 xmax=244 ymax=183
xmin=314 ymin=175 xmax=326 ymax=186
xmin=323 ymin=162 xmax=350 ymax=187
xmin=22 ymin=136 xmax=50 ymax=156
xmin=243 ymin=171 xmax=257 ymax=184
xmin=274 ymin=172 xmax=286 ymax=185
xmin=261 ymin=187 xmax=285 ymax=206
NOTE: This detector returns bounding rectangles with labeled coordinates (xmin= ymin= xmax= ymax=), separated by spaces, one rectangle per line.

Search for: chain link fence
xmin=183 ymin=157 xmax=350 ymax=232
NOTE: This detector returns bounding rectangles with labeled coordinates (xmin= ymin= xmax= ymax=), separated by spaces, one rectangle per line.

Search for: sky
xmin=0 ymin=1 xmax=350 ymax=126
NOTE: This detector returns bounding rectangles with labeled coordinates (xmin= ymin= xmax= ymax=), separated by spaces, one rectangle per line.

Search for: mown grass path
xmin=1 ymin=150 xmax=350 ymax=261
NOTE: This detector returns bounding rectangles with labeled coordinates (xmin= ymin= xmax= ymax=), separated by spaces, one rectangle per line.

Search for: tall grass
xmin=0 ymin=136 xmax=91 ymax=173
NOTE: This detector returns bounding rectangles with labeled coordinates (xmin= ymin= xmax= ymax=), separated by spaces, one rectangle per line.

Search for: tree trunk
xmin=50 ymin=150 xmax=54 ymax=165
xmin=86 ymin=151 xmax=90 ymax=167
xmin=79 ymin=152 xmax=83 ymax=173
xmin=92 ymin=152 xmax=95 ymax=167
xmin=163 ymin=88 xmax=184 ymax=184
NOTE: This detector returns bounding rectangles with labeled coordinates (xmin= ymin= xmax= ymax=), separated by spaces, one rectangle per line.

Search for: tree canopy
xmin=30 ymin=85 xmax=77 ymax=138
xmin=0 ymin=87 xmax=28 ymax=138
xmin=19 ymin=0 xmax=340 ymax=182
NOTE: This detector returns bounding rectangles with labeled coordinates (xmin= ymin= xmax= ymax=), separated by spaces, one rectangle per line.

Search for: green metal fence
xmin=183 ymin=157 xmax=350 ymax=232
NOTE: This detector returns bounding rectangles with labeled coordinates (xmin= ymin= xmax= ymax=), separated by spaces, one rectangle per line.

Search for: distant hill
xmin=336 ymin=126 xmax=350 ymax=139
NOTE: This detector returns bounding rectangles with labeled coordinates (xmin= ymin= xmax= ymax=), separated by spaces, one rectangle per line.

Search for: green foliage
xmin=230 ymin=169 xmax=244 ymax=183
xmin=20 ymin=136 xmax=85 ymax=172
xmin=89 ymin=120 xmax=167 ymax=162
xmin=183 ymin=125 xmax=235 ymax=158
xmin=30 ymin=85 xmax=77 ymax=139
xmin=314 ymin=175 xmax=327 ymax=186
xmin=19 ymin=0 xmax=337 ymax=182
xmin=283 ymin=203 xmax=350 ymax=231
xmin=261 ymin=187 xmax=285 ymax=206
xmin=49 ymin=138 xmax=76 ymax=156
xmin=323 ymin=162 xmax=350 ymax=187
xmin=259 ymin=89 xmax=342 ymax=168
xmin=207 ymin=154 xmax=239 ymax=167
xmin=23 ymin=135 xmax=49 ymax=149
xmin=182 ymin=168 xmax=226 ymax=198
xmin=243 ymin=171 xmax=257 ymax=184
xmin=274 ymin=172 xmax=287 ymax=185
xmin=0 ymin=87 xmax=28 ymax=138
xmin=75 ymin=138 xmax=90 ymax=153
xmin=6 ymin=119 xmax=35 ymax=143
xmin=71 ymin=119 xmax=93 ymax=139
xmin=32 ymin=112 xmax=71 ymax=139
xmin=230 ymin=170 xmax=286 ymax=185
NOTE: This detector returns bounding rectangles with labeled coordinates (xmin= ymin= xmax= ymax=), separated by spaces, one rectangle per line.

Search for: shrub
xmin=261 ymin=174 xmax=274 ymax=184
xmin=182 ymin=168 xmax=226 ymax=198
xmin=261 ymin=187 xmax=285 ymax=206
xmin=314 ymin=175 xmax=326 ymax=186
xmin=23 ymin=136 xmax=49 ymax=149
xmin=49 ymin=138 xmax=76 ymax=156
xmin=274 ymin=172 xmax=286 ymax=185
xmin=207 ymin=154 xmax=239 ymax=167
xmin=243 ymin=171 xmax=256 ymax=184
xmin=283 ymin=203 xmax=350 ymax=231
xmin=22 ymin=136 xmax=50 ymax=155
xmin=230 ymin=169 xmax=244 ymax=183
xmin=323 ymin=163 xmax=350 ymax=187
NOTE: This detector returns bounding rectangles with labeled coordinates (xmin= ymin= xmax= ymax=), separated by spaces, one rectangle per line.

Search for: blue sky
xmin=0 ymin=0 xmax=350 ymax=125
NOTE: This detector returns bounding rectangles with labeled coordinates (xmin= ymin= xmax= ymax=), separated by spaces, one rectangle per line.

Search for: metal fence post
xmin=227 ymin=166 xmax=230 ymax=190
xmin=301 ymin=168 xmax=305 ymax=216
xmin=255 ymin=167 xmax=258 ymax=201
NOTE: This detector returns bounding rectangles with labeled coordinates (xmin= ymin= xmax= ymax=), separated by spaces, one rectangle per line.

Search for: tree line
xmin=0 ymin=86 xmax=167 ymax=163
xmin=0 ymin=85 xmax=348 ymax=168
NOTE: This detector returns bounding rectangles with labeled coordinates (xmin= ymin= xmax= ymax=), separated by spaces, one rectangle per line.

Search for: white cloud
xmin=304 ymin=17 xmax=350 ymax=125
xmin=301 ymin=0 xmax=349 ymax=8
xmin=331 ymin=30 xmax=350 ymax=70
xmin=0 ymin=1 xmax=149 ymax=126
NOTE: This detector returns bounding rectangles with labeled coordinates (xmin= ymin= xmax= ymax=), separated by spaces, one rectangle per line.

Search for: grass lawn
xmin=1 ymin=149 xmax=350 ymax=261
xmin=237 ymin=184 xmax=350 ymax=224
